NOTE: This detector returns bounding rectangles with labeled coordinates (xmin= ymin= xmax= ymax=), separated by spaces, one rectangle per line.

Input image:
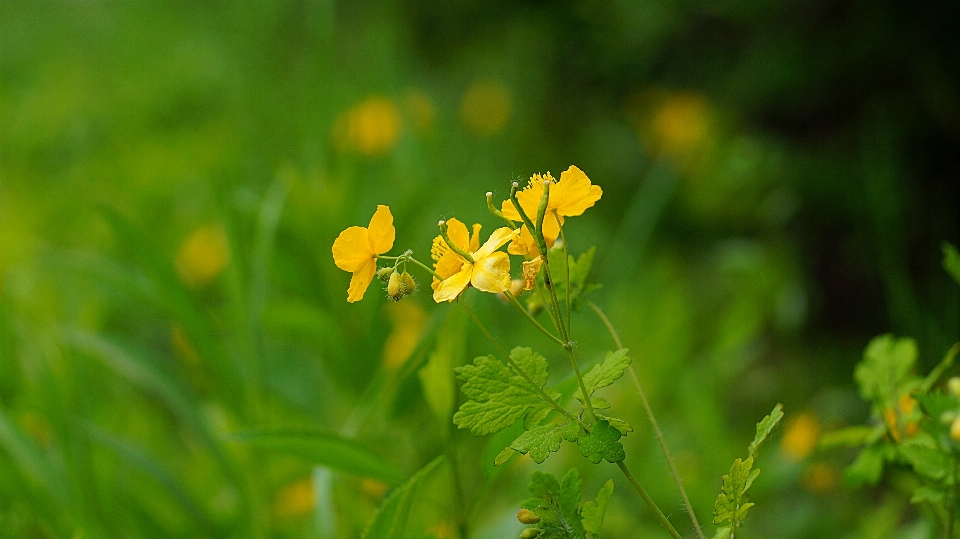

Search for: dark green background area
xmin=1 ymin=1 xmax=958 ymax=538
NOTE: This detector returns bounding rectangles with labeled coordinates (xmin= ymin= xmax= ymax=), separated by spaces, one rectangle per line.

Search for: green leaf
xmin=748 ymin=403 xmax=784 ymax=456
xmin=573 ymin=349 xmax=631 ymax=401
xmin=818 ymin=425 xmax=883 ymax=449
xmin=577 ymin=420 xmax=625 ymax=464
xmin=364 ymin=456 xmax=443 ymax=539
xmin=509 ymin=424 xmax=563 ymax=464
xmin=494 ymin=447 xmax=516 ymax=466
xmin=921 ymin=343 xmax=960 ymax=392
xmin=419 ymin=349 xmax=455 ymax=425
xmin=598 ymin=415 xmax=633 ymax=435
xmin=942 ymin=242 xmax=960 ymax=286
xmin=844 ymin=444 xmax=890 ymax=486
xmin=230 ymin=430 xmax=405 ymax=485
xmin=548 ymin=247 xmax=597 ymax=309
xmin=581 ymin=479 xmax=614 ymax=534
xmin=711 ymin=527 xmax=732 ymax=539
xmin=911 ymin=486 xmax=945 ymax=504
xmin=916 ymin=392 xmax=957 ymax=419
xmin=560 ymin=422 xmax=583 ymax=442
xmin=713 ymin=456 xmax=754 ymax=525
xmin=524 ymin=469 xmax=585 ymax=539
xmin=453 ymin=347 xmax=553 ymax=436
xmin=854 ymin=334 xmax=918 ymax=405
xmin=899 ymin=441 xmax=950 ymax=480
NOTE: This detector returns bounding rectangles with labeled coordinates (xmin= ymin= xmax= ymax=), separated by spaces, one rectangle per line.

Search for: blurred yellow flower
xmin=431 ymin=218 xmax=517 ymax=303
xmin=360 ymin=478 xmax=388 ymax=500
xmin=333 ymin=96 xmax=401 ymax=156
xmin=883 ymin=393 xmax=919 ymax=442
xmin=332 ymin=205 xmax=395 ymax=303
xmin=460 ymin=81 xmax=512 ymax=136
xmin=649 ymin=92 xmax=710 ymax=157
xmin=500 ymin=166 xmax=602 ymax=253
xmin=383 ymin=301 xmax=428 ymax=370
xmin=802 ymin=462 xmax=840 ymax=493
xmin=273 ymin=478 xmax=313 ymax=518
xmin=779 ymin=411 xmax=821 ymax=462
xmin=175 ymin=224 xmax=230 ymax=288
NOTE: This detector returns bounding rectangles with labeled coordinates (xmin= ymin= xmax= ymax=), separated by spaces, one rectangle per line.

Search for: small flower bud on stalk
xmin=386 ymin=270 xmax=417 ymax=301
xmin=519 ymin=528 xmax=542 ymax=539
xmin=951 ymin=415 xmax=960 ymax=442
xmin=517 ymin=509 xmax=541 ymax=524
xmin=377 ymin=266 xmax=395 ymax=283
xmin=949 ymin=377 xmax=960 ymax=398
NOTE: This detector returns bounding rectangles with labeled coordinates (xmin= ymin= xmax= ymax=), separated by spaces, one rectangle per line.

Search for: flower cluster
xmin=331 ymin=165 xmax=602 ymax=304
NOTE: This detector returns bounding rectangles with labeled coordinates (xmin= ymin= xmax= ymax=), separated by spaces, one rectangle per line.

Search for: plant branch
xmin=616 ymin=461 xmax=684 ymax=539
xmin=587 ymin=299 xmax=705 ymax=539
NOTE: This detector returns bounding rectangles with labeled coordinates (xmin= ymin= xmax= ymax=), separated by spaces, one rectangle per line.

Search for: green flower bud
xmin=949 ymin=377 xmax=960 ymax=398
xmin=377 ymin=266 xmax=395 ymax=283
xmin=520 ymin=528 xmax=542 ymax=539
xmin=386 ymin=270 xmax=417 ymax=301
xmin=516 ymin=509 xmax=540 ymax=524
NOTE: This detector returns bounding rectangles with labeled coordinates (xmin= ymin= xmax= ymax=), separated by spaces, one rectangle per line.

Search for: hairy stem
xmin=503 ymin=291 xmax=565 ymax=347
xmin=616 ymin=461 xmax=684 ymax=539
xmin=587 ymin=299 xmax=706 ymax=539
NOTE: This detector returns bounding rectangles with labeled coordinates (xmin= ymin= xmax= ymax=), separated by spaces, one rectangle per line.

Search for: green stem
xmin=587 ymin=299 xmax=706 ymax=539
xmin=554 ymin=213 xmax=572 ymax=337
xmin=616 ymin=461 xmax=684 ymax=539
xmin=486 ymin=191 xmax=518 ymax=230
xmin=457 ymin=298 xmax=588 ymax=430
xmin=439 ymin=221 xmax=475 ymax=263
xmin=503 ymin=291 xmax=565 ymax=347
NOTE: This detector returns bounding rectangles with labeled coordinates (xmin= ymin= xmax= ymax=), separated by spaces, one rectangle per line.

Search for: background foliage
xmin=1 ymin=0 xmax=958 ymax=537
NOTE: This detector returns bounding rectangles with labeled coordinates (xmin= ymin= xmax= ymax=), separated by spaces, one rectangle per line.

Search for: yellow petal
xmin=444 ymin=218 xmax=470 ymax=250
xmin=500 ymin=199 xmax=521 ymax=221
xmin=473 ymin=227 xmax=518 ymax=260
xmin=367 ymin=205 xmax=395 ymax=254
xmin=433 ymin=266 xmax=473 ymax=302
xmin=468 ymin=223 xmax=482 ymax=252
xmin=521 ymin=257 xmax=543 ymax=291
xmin=540 ymin=212 xmax=562 ymax=245
xmin=432 ymin=250 xmax=464 ymax=289
xmin=553 ymin=166 xmax=601 ymax=217
xmin=333 ymin=226 xmax=374 ymax=272
xmin=471 ymin=251 xmax=512 ymax=293
xmin=347 ymin=258 xmax=376 ymax=302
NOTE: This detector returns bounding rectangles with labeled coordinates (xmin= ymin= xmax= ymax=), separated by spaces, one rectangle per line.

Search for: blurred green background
xmin=1 ymin=0 xmax=958 ymax=537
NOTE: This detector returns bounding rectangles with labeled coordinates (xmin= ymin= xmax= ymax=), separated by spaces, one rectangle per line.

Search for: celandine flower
xmin=332 ymin=205 xmax=395 ymax=302
xmin=500 ymin=165 xmax=602 ymax=255
xmin=431 ymin=218 xmax=518 ymax=302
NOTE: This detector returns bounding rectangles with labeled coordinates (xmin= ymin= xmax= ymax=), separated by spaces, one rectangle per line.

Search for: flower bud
xmin=951 ymin=416 xmax=960 ymax=442
xmin=377 ymin=266 xmax=395 ymax=283
xmin=517 ymin=509 xmax=540 ymax=524
xmin=949 ymin=377 xmax=960 ymax=398
xmin=387 ymin=270 xmax=417 ymax=301
xmin=520 ymin=528 xmax=542 ymax=539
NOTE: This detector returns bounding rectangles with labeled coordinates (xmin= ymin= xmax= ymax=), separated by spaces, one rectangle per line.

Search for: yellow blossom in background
xmin=883 ymin=393 xmax=920 ymax=442
xmin=360 ymin=478 xmax=389 ymax=500
xmin=460 ymin=81 xmax=512 ymax=136
xmin=332 ymin=96 xmax=401 ymax=156
xmin=431 ymin=218 xmax=517 ymax=302
xmin=780 ymin=411 xmax=821 ymax=462
xmin=428 ymin=522 xmax=457 ymax=539
xmin=332 ymin=205 xmax=395 ymax=303
xmin=650 ymin=92 xmax=710 ymax=157
xmin=175 ymin=224 xmax=230 ymax=288
xmin=382 ymin=301 xmax=428 ymax=370
xmin=405 ymin=89 xmax=436 ymax=135
xmin=501 ymin=166 xmax=602 ymax=252
xmin=802 ymin=462 xmax=840 ymax=493
xmin=273 ymin=478 xmax=313 ymax=518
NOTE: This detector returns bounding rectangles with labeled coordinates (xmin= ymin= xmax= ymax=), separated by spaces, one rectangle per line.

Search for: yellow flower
xmin=779 ymin=412 xmax=821 ymax=462
xmin=273 ymin=478 xmax=314 ymax=518
xmin=175 ymin=224 xmax=230 ymax=288
xmin=460 ymin=81 xmax=512 ymax=136
xmin=500 ymin=166 xmax=602 ymax=254
xmin=332 ymin=205 xmax=395 ymax=303
xmin=430 ymin=218 xmax=517 ymax=302
xmin=332 ymin=96 xmax=401 ymax=156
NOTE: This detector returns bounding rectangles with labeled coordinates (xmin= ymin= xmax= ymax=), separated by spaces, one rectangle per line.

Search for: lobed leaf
xmin=453 ymin=347 xmax=552 ymax=436
xmin=581 ymin=479 xmax=614 ymax=534
xmin=577 ymin=420 xmax=625 ymax=464
xmin=363 ymin=457 xmax=443 ymax=539
xmin=573 ymin=349 xmax=631 ymax=401
xmin=748 ymin=403 xmax=784 ymax=456
xmin=943 ymin=242 xmax=960 ymax=286
xmin=508 ymin=424 xmax=563 ymax=464
xmin=854 ymin=334 xmax=918 ymax=406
